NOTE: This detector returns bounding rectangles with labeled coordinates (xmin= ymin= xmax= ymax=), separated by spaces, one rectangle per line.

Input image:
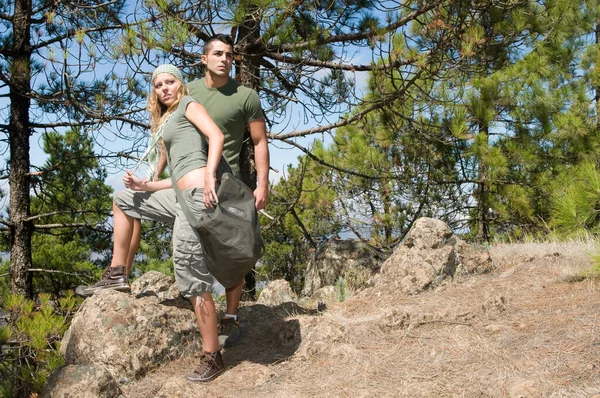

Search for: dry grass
xmin=121 ymin=242 xmax=600 ymax=398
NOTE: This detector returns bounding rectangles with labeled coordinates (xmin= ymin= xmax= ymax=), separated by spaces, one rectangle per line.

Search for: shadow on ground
xmin=221 ymin=302 xmax=317 ymax=366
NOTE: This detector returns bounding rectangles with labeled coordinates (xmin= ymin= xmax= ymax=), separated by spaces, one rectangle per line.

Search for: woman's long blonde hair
xmin=147 ymin=75 xmax=189 ymax=135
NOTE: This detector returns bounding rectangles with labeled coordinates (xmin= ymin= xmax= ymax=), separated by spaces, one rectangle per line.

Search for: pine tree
xmin=28 ymin=129 xmax=113 ymax=297
xmin=0 ymin=1 xmax=132 ymax=297
xmin=489 ymin=0 xmax=599 ymax=237
xmin=111 ymin=0 xmax=474 ymax=296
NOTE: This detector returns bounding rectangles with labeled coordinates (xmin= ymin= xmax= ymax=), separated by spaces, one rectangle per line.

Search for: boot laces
xmin=194 ymin=352 xmax=217 ymax=375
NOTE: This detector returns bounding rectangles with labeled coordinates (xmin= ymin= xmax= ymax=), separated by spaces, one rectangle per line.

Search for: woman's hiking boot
xmin=76 ymin=266 xmax=130 ymax=297
xmin=218 ymin=316 xmax=241 ymax=348
xmin=186 ymin=351 xmax=225 ymax=382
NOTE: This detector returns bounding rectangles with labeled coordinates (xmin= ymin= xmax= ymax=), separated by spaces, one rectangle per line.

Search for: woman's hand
xmin=123 ymin=170 xmax=146 ymax=191
xmin=203 ymin=171 xmax=218 ymax=209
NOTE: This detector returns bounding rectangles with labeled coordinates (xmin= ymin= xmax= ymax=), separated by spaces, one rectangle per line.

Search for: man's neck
xmin=204 ymin=72 xmax=230 ymax=89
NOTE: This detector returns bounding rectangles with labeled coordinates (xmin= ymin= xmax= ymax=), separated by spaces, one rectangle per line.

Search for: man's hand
xmin=254 ymin=186 xmax=268 ymax=211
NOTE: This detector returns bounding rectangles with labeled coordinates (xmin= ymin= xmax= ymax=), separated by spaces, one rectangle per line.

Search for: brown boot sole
xmin=75 ymin=284 xmax=130 ymax=298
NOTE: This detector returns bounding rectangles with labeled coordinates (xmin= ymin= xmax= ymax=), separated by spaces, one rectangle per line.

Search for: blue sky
xmin=0 ymin=3 xmax=379 ymax=204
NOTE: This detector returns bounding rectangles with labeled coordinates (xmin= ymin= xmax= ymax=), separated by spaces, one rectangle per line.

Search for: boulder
xmin=258 ymin=279 xmax=297 ymax=306
xmin=58 ymin=273 xmax=200 ymax=384
xmin=302 ymin=239 xmax=388 ymax=296
xmin=130 ymin=270 xmax=191 ymax=309
xmin=372 ymin=217 xmax=493 ymax=294
xmin=41 ymin=364 xmax=123 ymax=398
xmin=130 ymin=270 xmax=179 ymax=301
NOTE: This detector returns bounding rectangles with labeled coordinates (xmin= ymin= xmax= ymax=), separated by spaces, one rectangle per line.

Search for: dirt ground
xmin=121 ymin=241 xmax=600 ymax=398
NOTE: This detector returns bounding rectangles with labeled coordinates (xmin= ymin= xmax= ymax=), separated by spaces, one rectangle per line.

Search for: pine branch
xmin=337 ymin=197 xmax=371 ymax=244
xmin=262 ymin=158 xmax=309 ymax=232
xmin=30 ymin=24 xmax=125 ymax=52
xmin=291 ymin=207 xmax=317 ymax=250
xmin=259 ymin=0 xmax=304 ymax=43
xmin=278 ymin=137 xmax=379 ymax=180
xmin=258 ymin=85 xmax=299 ymax=102
xmin=258 ymin=58 xmax=298 ymax=93
xmin=273 ymin=1 xmax=444 ymax=53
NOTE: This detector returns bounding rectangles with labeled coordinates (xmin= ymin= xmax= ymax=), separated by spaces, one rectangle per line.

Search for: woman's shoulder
xmin=180 ymin=95 xmax=199 ymax=105
xmin=177 ymin=95 xmax=199 ymax=111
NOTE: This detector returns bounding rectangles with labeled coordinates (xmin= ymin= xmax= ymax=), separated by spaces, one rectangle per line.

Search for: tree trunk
xmin=595 ymin=21 xmax=600 ymax=131
xmin=9 ymin=0 xmax=34 ymax=300
xmin=476 ymin=123 xmax=490 ymax=243
xmin=235 ymin=2 xmax=261 ymax=301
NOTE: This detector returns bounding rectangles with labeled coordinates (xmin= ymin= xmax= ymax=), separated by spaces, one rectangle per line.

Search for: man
xmin=186 ymin=33 xmax=269 ymax=348
xmin=78 ymin=35 xmax=270 ymax=350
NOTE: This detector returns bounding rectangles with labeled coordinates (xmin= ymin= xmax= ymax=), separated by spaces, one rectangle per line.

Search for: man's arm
xmin=248 ymin=118 xmax=269 ymax=211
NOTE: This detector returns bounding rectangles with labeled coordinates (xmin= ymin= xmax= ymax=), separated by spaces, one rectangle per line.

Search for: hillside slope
xmin=121 ymin=242 xmax=600 ymax=398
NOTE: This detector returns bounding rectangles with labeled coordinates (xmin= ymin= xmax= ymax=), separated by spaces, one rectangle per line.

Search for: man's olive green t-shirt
xmin=186 ymin=78 xmax=263 ymax=177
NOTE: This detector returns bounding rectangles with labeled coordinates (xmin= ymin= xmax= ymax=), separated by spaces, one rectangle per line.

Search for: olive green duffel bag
xmin=173 ymin=163 xmax=263 ymax=289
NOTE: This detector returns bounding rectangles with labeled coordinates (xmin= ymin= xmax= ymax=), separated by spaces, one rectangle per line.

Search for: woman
xmin=116 ymin=64 xmax=226 ymax=382
xmin=126 ymin=131 xmax=168 ymax=276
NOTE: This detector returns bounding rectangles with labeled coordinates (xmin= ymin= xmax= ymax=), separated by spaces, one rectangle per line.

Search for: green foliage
xmin=344 ymin=267 xmax=371 ymax=293
xmin=550 ymin=161 xmax=600 ymax=237
xmin=131 ymin=220 xmax=174 ymax=279
xmin=335 ymin=276 xmax=346 ymax=302
xmin=31 ymin=235 xmax=98 ymax=296
xmin=27 ymin=129 xmax=114 ymax=295
xmin=259 ymin=155 xmax=342 ymax=292
xmin=588 ymin=251 xmax=600 ymax=279
xmin=0 ymin=292 xmax=80 ymax=397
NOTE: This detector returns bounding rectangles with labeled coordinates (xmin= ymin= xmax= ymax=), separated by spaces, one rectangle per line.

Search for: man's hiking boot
xmin=76 ymin=266 xmax=130 ymax=297
xmin=218 ymin=316 xmax=241 ymax=348
xmin=186 ymin=351 xmax=225 ymax=382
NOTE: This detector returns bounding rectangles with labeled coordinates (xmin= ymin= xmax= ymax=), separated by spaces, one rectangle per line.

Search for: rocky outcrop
xmin=302 ymin=239 xmax=388 ymax=296
xmin=57 ymin=272 xmax=200 ymax=385
xmin=371 ymin=217 xmax=493 ymax=294
xmin=42 ymin=364 xmax=123 ymax=398
xmin=44 ymin=219 xmax=493 ymax=396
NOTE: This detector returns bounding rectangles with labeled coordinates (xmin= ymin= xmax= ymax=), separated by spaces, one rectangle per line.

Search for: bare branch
xmin=272 ymin=99 xmax=388 ymax=140
xmin=71 ymin=0 xmax=120 ymax=9
xmin=291 ymin=207 xmax=317 ymax=250
xmin=278 ymin=137 xmax=379 ymax=180
xmin=27 ymin=268 xmax=91 ymax=283
xmin=33 ymin=223 xmax=95 ymax=229
xmin=264 ymin=51 xmax=420 ymax=71
xmin=26 ymin=210 xmax=111 ymax=222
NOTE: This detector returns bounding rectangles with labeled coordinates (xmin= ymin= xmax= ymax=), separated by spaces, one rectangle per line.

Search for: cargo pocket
xmin=179 ymin=188 xmax=213 ymax=229
xmin=172 ymin=213 xmax=212 ymax=298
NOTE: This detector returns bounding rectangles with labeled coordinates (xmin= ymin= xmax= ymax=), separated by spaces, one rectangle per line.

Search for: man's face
xmin=202 ymin=40 xmax=234 ymax=77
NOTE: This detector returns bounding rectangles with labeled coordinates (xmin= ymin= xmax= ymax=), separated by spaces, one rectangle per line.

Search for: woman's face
xmin=153 ymin=73 xmax=180 ymax=107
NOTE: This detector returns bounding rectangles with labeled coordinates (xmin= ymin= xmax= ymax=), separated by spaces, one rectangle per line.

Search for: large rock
xmin=302 ymin=239 xmax=388 ymax=296
xmin=41 ymin=364 xmax=123 ymax=398
xmin=58 ymin=272 xmax=200 ymax=384
xmin=258 ymin=279 xmax=297 ymax=306
xmin=130 ymin=270 xmax=179 ymax=301
xmin=372 ymin=217 xmax=493 ymax=294
xmin=130 ymin=270 xmax=191 ymax=309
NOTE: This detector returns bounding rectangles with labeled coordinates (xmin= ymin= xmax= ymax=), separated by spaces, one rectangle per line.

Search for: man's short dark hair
xmin=203 ymin=34 xmax=234 ymax=54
